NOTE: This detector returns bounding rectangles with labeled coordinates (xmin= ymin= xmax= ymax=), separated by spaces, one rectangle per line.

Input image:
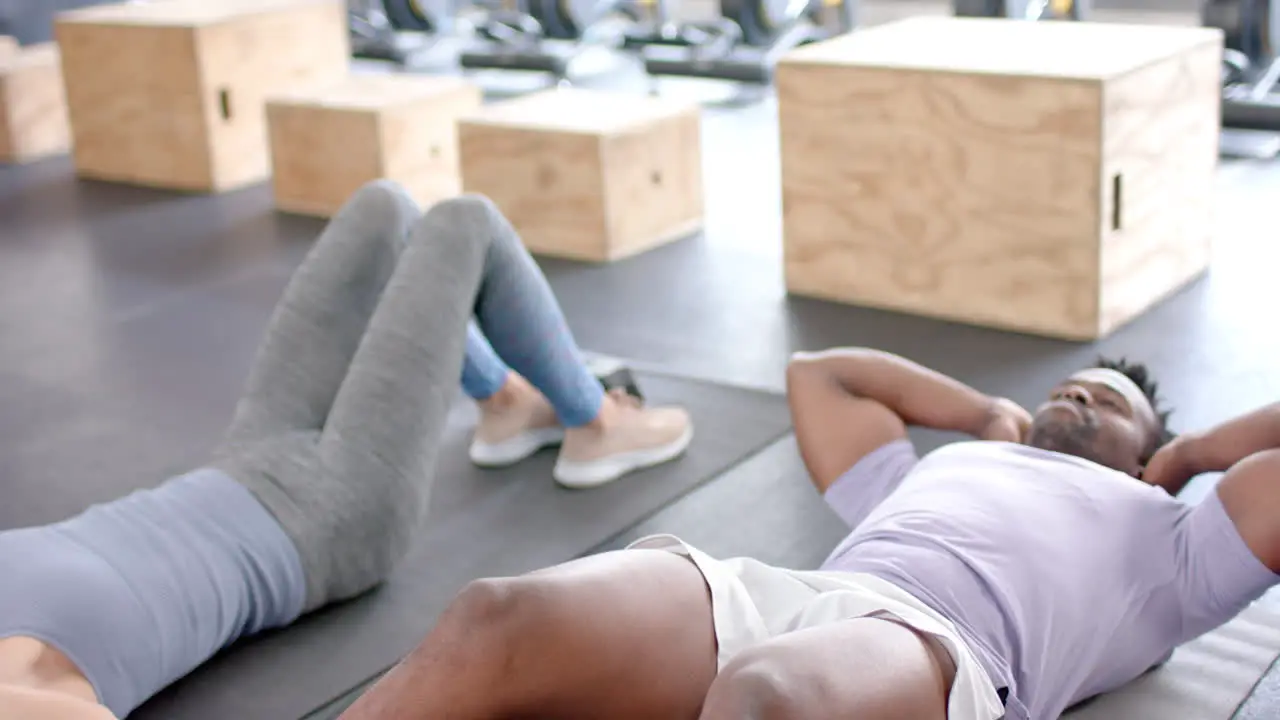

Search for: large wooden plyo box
xmin=458 ymin=89 xmax=704 ymax=263
xmin=55 ymin=0 xmax=349 ymax=193
xmin=0 ymin=43 xmax=70 ymax=163
xmin=777 ymin=17 xmax=1223 ymax=340
xmin=267 ymin=74 xmax=482 ymax=217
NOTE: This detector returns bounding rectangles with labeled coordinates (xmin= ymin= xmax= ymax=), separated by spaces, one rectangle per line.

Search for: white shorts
xmin=629 ymin=534 xmax=1006 ymax=720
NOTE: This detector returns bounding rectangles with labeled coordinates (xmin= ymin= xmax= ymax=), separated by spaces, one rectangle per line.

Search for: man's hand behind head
xmin=978 ymin=398 xmax=1033 ymax=444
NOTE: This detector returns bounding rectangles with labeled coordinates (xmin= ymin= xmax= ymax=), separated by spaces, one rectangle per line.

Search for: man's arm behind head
xmin=785 ymin=348 xmax=1004 ymax=493
xmin=1146 ymin=401 xmax=1280 ymax=494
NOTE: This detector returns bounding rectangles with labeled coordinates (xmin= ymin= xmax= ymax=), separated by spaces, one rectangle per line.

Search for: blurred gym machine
xmin=351 ymin=0 xmax=457 ymax=65
xmin=456 ymin=0 xmax=642 ymax=81
xmin=351 ymin=0 xmax=410 ymax=63
xmin=626 ymin=0 xmax=858 ymax=85
xmin=952 ymin=0 xmax=1086 ymax=20
xmin=1206 ymin=0 xmax=1280 ymax=156
xmin=381 ymin=0 xmax=456 ymax=31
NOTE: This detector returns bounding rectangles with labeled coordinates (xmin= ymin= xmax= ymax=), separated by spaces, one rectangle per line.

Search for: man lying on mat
xmin=0 ymin=182 xmax=691 ymax=720
xmin=339 ymin=349 xmax=1280 ymax=720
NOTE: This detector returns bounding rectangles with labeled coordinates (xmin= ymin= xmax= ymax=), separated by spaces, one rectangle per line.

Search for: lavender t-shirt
xmin=820 ymin=439 xmax=1277 ymax=720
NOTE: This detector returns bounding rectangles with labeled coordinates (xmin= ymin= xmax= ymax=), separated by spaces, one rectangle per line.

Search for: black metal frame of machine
xmin=350 ymin=0 xmax=410 ymax=63
xmin=382 ymin=0 xmax=448 ymax=32
xmin=625 ymin=0 xmax=857 ymax=85
xmin=455 ymin=0 xmax=639 ymax=79
xmin=951 ymin=0 xmax=1087 ymax=21
xmin=1207 ymin=0 xmax=1280 ymax=134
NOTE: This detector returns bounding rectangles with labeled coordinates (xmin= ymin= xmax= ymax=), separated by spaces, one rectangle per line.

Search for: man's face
xmin=1026 ymin=368 xmax=1159 ymax=476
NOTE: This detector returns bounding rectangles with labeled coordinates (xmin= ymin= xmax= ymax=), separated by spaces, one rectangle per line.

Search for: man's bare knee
xmin=702 ymin=650 xmax=817 ymax=720
xmin=411 ymin=576 xmax=544 ymax=662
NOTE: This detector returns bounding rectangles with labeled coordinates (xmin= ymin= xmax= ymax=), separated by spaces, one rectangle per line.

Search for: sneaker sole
xmin=552 ymin=424 xmax=695 ymax=489
xmin=470 ymin=427 xmax=566 ymax=467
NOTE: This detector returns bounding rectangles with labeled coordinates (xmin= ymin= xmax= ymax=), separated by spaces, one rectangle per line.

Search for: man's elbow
xmin=786 ymin=351 xmax=828 ymax=389
xmin=787 ymin=348 xmax=878 ymax=381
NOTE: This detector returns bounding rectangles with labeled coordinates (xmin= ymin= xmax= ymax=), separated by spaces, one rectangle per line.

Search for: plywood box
xmin=267 ymin=74 xmax=482 ymax=217
xmin=777 ymin=17 xmax=1222 ymax=340
xmin=0 ymin=43 xmax=71 ymax=163
xmin=55 ymin=0 xmax=350 ymax=193
xmin=459 ymin=89 xmax=704 ymax=263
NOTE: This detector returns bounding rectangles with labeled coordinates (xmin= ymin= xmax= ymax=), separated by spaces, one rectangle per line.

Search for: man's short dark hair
xmin=1095 ymin=356 xmax=1175 ymax=459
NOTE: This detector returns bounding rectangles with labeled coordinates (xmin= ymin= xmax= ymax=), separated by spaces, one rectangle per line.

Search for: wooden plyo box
xmin=458 ymin=89 xmax=704 ymax=263
xmin=0 ymin=43 xmax=70 ymax=163
xmin=777 ymin=17 xmax=1223 ymax=340
xmin=266 ymin=74 xmax=482 ymax=217
xmin=54 ymin=0 xmax=349 ymax=193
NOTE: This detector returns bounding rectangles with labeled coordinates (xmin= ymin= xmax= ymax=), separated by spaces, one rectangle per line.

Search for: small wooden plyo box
xmin=0 ymin=43 xmax=70 ymax=163
xmin=458 ymin=89 xmax=704 ymax=263
xmin=54 ymin=0 xmax=349 ymax=193
xmin=777 ymin=17 xmax=1223 ymax=340
xmin=266 ymin=74 xmax=483 ymax=217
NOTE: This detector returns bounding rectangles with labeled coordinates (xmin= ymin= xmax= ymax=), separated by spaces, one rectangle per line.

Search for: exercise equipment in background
xmin=382 ymin=0 xmax=455 ymax=31
xmin=456 ymin=0 xmax=640 ymax=81
xmin=1207 ymin=0 xmax=1280 ymax=146
xmin=951 ymin=0 xmax=1087 ymax=21
xmin=628 ymin=0 xmax=858 ymax=85
xmin=351 ymin=0 xmax=411 ymax=63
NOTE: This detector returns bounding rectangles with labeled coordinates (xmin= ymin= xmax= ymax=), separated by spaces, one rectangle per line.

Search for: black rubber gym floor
xmin=4 ymin=30 xmax=1280 ymax=720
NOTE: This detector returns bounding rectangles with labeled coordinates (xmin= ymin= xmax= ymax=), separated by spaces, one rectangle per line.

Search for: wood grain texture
xmin=600 ymin=112 xmax=704 ymax=260
xmin=56 ymin=21 xmax=211 ymax=188
xmin=196 ymin=1 xmax=350 ymax=191
xmin=778 ymin=18 xmax=1222 ymax=340
xmin=54 ymin=0 xmax=348 ymax=192
xmin=1097 ymin=41 xmax=1220 ymax=336
xmin=378 ymin=84 xmax=483 ymax=211
xmin=0 ymin=44 xmax=70 ymax=163
xmin=266 ymin=74 xmax=481 ymax=217
xmin=459 ymin=89 xmax=704 ymax=262
xmin=267 ymin=104 xmax=381 ymax=217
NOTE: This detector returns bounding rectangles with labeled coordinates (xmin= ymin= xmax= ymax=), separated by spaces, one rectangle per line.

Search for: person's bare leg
xmin=340 ymin=549 xmax=717 ymax=720
xmin=699 ymin=617 xmax=954 ymax=720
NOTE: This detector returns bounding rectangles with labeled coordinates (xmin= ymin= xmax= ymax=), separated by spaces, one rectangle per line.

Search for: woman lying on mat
xmin=338 ymin=352 xmax=1280 ymax=720
xmin=0 ymin=182 xmax=692 ymax=720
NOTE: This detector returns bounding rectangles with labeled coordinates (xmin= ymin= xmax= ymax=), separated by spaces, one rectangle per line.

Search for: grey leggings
xmin=214 ymin=181 xmax=596 ymax=610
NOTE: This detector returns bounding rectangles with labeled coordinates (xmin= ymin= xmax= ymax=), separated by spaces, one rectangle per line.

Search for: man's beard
xmin=1026 ymin=414 xmax=1103 ymax=465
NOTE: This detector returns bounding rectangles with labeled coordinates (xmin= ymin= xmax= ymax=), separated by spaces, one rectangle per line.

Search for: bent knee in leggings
xmin=418 ymin=194 xmax=508 ymax=243
xmin=340 ymin=179 xmax=421 ymax=222
xmin=428 ymin=193 xmax=502 ymax=219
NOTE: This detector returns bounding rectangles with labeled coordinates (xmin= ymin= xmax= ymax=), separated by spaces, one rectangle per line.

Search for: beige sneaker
xmin=469 ymin=376 xmax=564 ymax=467
xmin=553 ymin=389 xmax=694 ymax=489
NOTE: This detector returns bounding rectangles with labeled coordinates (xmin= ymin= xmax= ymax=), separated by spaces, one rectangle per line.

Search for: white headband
xmin=1068 ymin=368 xmax=1149 ymax=414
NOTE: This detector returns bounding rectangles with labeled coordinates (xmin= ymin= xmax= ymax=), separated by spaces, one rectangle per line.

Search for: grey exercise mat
xmin=1064 ymin=604 xmax=1280 ymax=719
xmin=124 ymin=370 xmax=790 ymax=720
